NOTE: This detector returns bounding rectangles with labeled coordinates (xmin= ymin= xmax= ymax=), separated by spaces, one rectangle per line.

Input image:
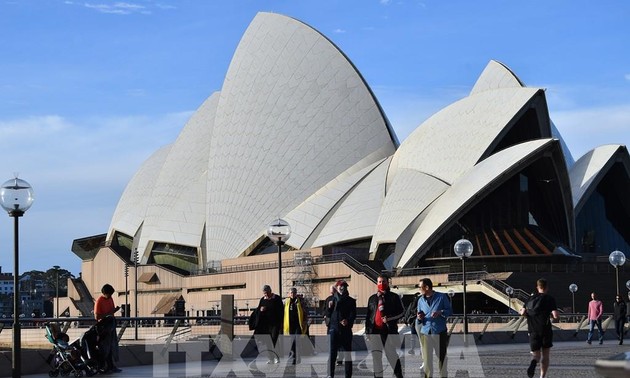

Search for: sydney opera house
xmin=64 ymin=12 xmax=629 ymax=318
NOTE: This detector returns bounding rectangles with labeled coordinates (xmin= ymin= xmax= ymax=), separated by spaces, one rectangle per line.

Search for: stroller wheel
xmin=49 ymin=370 xmax=59 ymax=377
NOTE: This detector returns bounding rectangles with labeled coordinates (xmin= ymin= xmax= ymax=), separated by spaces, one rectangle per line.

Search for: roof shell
xmin=396 ymin=138 xmax=565 ymax=268
xmin=570 ymin=144 xmax=630 ymax=213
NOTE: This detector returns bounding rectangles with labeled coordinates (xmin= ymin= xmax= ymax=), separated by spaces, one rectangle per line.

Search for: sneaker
xmin=527 ymin=359 xmax=537 ymax=378
xmin=336 ymin=360 xmax=343 ymax=366
xmin=599 ymin=340 xmax=603 ymax=345
xmin=587 ymin=340 xmax=592 ymax=345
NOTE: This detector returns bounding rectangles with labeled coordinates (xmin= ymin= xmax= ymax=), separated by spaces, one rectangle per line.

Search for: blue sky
xmin=0 ymin=0 xmax=628 ymax=276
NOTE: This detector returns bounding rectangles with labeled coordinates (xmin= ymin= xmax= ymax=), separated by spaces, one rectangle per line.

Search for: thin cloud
xmin=625 ymin=73 xmax=630 ymax=81
xmin=380 ymin=0 xmax=392 ymax=4
xmin=333 ymin=28 xmax=347 ymax=34
xmin=81 ymin=2 xmax=150 ymax=15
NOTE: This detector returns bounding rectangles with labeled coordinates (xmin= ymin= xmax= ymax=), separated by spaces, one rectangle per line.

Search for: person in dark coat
xmin=365 ymin=275 xmax=405 ymax=378
xmin=613 ymin=294 xmax=627 ymax=345
xmin=254 ymin=284 xmax=284 ymax=364
xmin=326 ymin=280 xmax=356 ymax=378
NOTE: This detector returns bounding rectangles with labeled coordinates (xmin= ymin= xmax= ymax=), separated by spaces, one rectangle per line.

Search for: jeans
xmin=587 ymin=319 xmax=604 ymax=342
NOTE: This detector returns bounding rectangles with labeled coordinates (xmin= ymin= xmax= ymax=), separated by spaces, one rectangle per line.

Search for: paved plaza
xmin=18 ymin=340 xmax=626 ymax=378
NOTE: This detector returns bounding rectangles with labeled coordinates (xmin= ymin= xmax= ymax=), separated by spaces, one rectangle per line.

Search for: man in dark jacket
xmin=326 ymin=280 xmax=356 ymax=378
xmin=254 ymin=284 xmax=284 ymax=364
xmin=613 ymin=294 xmax=627 ymax=345
xmin=365 ymin=275 xmax=404 ymax=378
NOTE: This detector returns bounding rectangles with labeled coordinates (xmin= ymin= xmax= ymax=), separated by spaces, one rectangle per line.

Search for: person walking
xmin=325 ymin=280 xmax=356 ymax=378
xmin=254 ymin=284 xmax=284 ymax=364
xmin=404 ymin=292 xmax=421 ymax=355
xmin=519 ymin=278 xmax=559 ymax=378
xmin=613 ymin=294 xmax=627 ymax=345
xmin=324 ymin=285 xmax=345 ymax=367
xmin=283 ymin=287 xmax=308 ymax=364
xmin=587 ymin=292 xmax=605 ymax=345
xmin=365 ymin=275 xmax=405 ymax=378
xmin=93 ymin=283 xmax=122 ymax=374
xmin=417 ymin=278 xmax=452 ymax=378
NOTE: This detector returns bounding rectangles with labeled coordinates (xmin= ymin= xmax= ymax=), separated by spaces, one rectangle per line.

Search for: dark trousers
xmin=367 ymin=331 xmax=403 ymax=378
xmin=420 ymin=331 xmax=449 ymax=378
xmin=257 ymin=324 xmax=281 ymax=361
xmin=614 ymin=318 xmax=626 ymax=342
xmin=288 ymin=326 xmax=301 ymax=363
xmin=328 ymin=330 xmax=352 ymax=378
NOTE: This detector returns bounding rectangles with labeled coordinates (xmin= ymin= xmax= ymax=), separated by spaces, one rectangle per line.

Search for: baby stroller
xmin=45 ymin=323 xmax=99 ymax=377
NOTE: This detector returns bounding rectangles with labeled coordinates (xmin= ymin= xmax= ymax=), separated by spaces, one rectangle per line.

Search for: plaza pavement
xmin=19 ymin=339 xmax=626 ymax=378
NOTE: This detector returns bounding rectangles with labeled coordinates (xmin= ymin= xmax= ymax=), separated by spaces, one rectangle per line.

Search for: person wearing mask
xmin=365 ymin=275 xmax=405 ymax=378
xmin=254 ymin=284 xmax=284 ymax=364
xmin=323 ymin=284 xmax=344 ymax=366
xmin=586 ymin=292 xmax=604 ymax=345
xmin=417 ymin=278 xmax=452 ymax=378
xmin=613 ymin=294 xmax=627 ymax=345
xmin=325 ymin=280 xmax=356 ymax=378
xmin=519 ymin=278 xmax=559 ymax=378
xmin=94 ymin=283 xmax=122 ymax=374
xmin=283 ymin=287 xmax=308 ymax=364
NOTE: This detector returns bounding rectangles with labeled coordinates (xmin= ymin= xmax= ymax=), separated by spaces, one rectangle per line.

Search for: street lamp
xmin=267 ymin=218 xmax=291 ymax=298
xmin=569 ymin=283 xmax=578 ymax=313
xmin=124 ymin=263 xmax=129 ymax=318
xmin=505 ymin=287 xmax=514 ymax=314
xmin=609 ymin=250 xmax=626 ymax=296
xmin=447 ymin=289 xmax=454 ymax=302
xmin=0 ymin=176 xmax=34 ymax=378
xmin=53 ymin=265 xmax=60 ymax=318
xmin=453 ymin=238 xmax=473 ymax=335
xmin=132 ymin=248 xmax=139 ymax=340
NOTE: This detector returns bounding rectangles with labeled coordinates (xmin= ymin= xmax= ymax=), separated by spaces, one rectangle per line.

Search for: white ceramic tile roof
xmin=470 ymin=60 xmax=524 ymax=95
xmin=370 ymin=168 xmax=449 ymax=253
xmin=311 ymin=157 xmax=391 ymax=247
xmin=108 ymin=144 xmax=172 ymax=245
xmin=133 ymin=93 xmax=219 ymax=261
xmin=392 ymin=87 xmax=541 ymax=185
xmin=396 ymin=139 xmax=558 ymax=268
xmin=569 ymin=144 xmax=625 ymax=211
xmin=472 ymin=60 xmax=575 ymax=166
xmin=202 ymin=12 xmax=396 ymax=260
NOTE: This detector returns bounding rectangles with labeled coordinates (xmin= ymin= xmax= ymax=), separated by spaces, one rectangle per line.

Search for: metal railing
xmin=0 ymin=312 xmax=617 ymax=351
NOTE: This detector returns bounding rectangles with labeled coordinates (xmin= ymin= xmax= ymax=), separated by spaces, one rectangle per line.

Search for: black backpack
xmin=525 ymin=294 xmax=544 ymax=316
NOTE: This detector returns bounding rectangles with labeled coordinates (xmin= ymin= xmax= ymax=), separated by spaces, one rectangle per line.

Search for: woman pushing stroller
xmin=94 ymin=284 xmax=122 ymax=374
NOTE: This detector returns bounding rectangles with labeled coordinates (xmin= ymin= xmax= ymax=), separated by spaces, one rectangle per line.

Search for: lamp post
xmin=267 ymin=218 xmax=291 ymax=297
xmin=569 ymin=283 xmax=578 ymax=314
xmin=453 ymin=238 xmax=473 ymax=336
xmin=447 ymin=289 xmax=454 ymax=302
xmin=133 ymin=248 xmax=139 ymax=340
xmin=52 ymin=265 xmax=60 ymax=318
xmin=505 ymin=286 xmax=514 ymax=314
xmin=124 ymin=263 xmax=129 ymax=318
xmin=609 ymin=250 xmax=626 ymax=296
xmin=0 ymin=176 xmax=34 ymax=378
